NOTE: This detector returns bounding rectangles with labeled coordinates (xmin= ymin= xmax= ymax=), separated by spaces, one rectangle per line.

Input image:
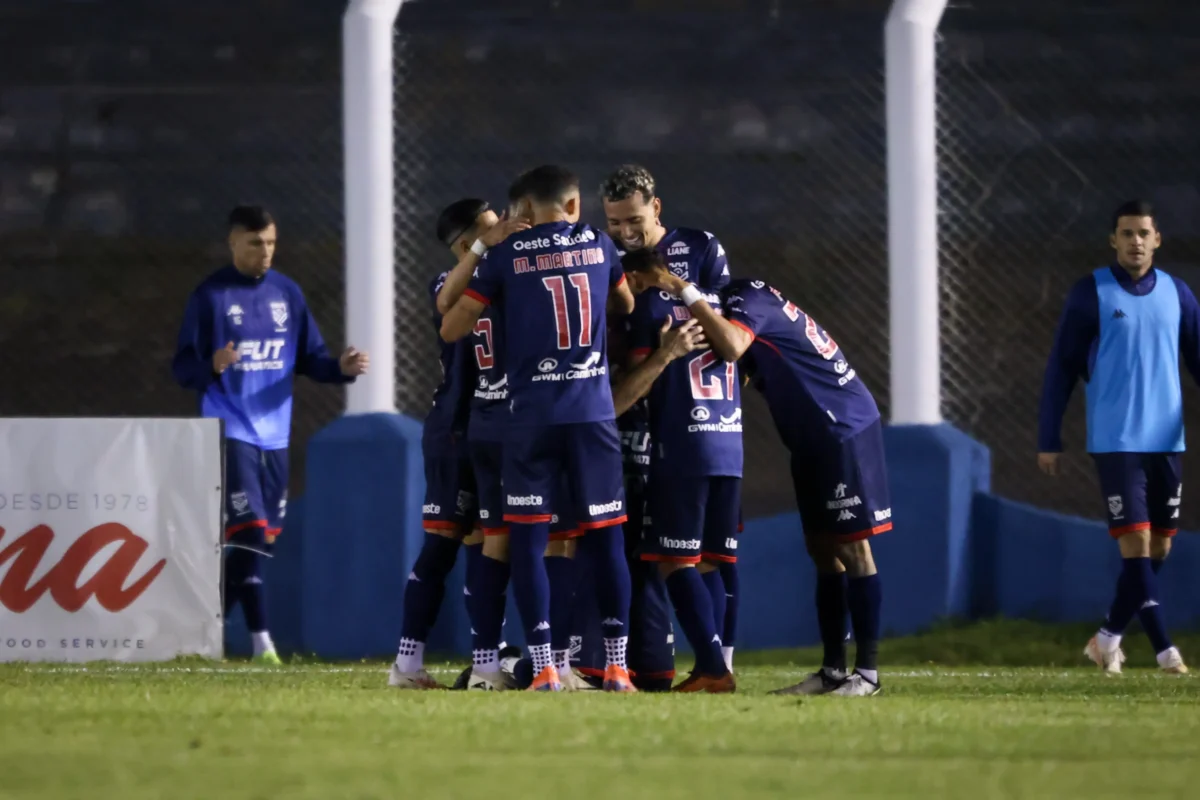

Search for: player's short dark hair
xmin=228 ymin=205 xmax=275 ymax=232
xmin=436 ymin=198 xmax=490 ymax=246
xmin=1111 ymin=199 xmax=1156 ymax=231
xmin=621 ymin=247 xmax=665 ymax=274
xmin=600 ymin=164 xmax=656 ymax=204
xmin=517 ymin=165 xmax=580 ymax=206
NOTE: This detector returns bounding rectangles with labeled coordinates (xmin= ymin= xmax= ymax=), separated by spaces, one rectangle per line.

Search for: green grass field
xmin=2 ymin=621 xmax=1198 ymax=800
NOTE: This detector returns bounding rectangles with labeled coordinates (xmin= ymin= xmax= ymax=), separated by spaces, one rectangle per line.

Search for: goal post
xmin=886 ymin=0 xmax=948 ymax=425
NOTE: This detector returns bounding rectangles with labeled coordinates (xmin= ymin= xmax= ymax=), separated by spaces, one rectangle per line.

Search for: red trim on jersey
xmin=1110 ymin=521 xmax=1151 ymax=539
xmin=755 ymin=336 xmax=782 ymax=356
xmin=548 ymin=528 xmax=585 ymax=542
xmin=640 ymin=553 xmax=702 ymax=565
xmin=579 ymin=515 xmax=628 ymax=530
xmin=729 ymin=319 xmax=756 ymax=340
xmin=629 ymin=347 xmax=652 ymax=359
xmin=463 ymin=288 xmax=491 ymax=307
xmin=265 ymin=527 xmax=282 ymax=543
xmin=226 ymin=519 xmax=267 ymax=538
xmin=701 ymin=552 xmax=737 ymax=564
xmin=481 ymin=525 xmax=511 ymax=537
xmin=614 ymin=273 xmax=627 ymax=288
xmin=1151 ymin=527 xmax=1178 ymax=538
xmin=836 ymin=521 xmax=893 ymax=543
xmin=504 ymin=513 xmax=554 ymax=524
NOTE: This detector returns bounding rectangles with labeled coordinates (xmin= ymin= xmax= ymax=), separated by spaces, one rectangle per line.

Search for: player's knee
xmin=425 ymin=526 xmax=466 ymax=542
xmin=696 ymin=560 xmax=719 ymax=575
xmin=657 ymin=561 xmax=693 ymax=580
xmin=482 ymin=532 xmax=510 ymax=562
xmin=805 ymin=535 xmax=843 ymax=574
xmin=1116 ymin=528 xmax=1152 ymax=559
xmin=835 ymin=539 xmax=877 ymax=578
xmin=1150 ymin=533 xmax=1172 ymax=561
xmin=544 ymin=538 xmax=576 ymax=559
xmin=463 ymin=529 xmax=485 ymax=547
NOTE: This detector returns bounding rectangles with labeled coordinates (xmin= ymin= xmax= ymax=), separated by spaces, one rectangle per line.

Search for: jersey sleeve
xmin=294 ymin=287 xmax=353 ymax=384
xmin=171 ymin=288 xmax=217 ymax=392
xmin=1174 ymin=275 xmax=1200 ymax=387
xmin=430 ymin=273 xmax=446 ymax=320
xmin=1036 ymin=276 xmax=1099 ymax=452
xmin=626 ymin=296 xmax=658 ymax=358
xmin=465 ymin=251 xmax=502 ymax=306
xmin=722 ymin=287 xmax=769 ymax=338
xmin=699 ymin=234 xmax=731 ymax=289
xmin=603 ymin=235 xmax=626 ymax=288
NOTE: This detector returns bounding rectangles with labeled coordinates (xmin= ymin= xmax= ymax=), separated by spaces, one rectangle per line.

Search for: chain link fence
xmin=0 ymin=0 xmax=346 ymax=494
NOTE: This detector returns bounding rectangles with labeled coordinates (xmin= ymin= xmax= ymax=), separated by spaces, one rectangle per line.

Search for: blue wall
xmin=225 ymin=415 xmax=1200 ymax=658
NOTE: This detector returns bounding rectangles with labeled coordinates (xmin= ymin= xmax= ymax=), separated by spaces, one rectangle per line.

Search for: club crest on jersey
xmin=667 ymin=241 xmax=690 ymax=256
xmin=270 ymin=301 xmax=288 ymax=331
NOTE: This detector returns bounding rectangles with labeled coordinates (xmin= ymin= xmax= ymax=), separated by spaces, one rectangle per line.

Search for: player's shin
xmin=509 ymin=522 xmax=554 ymax=674
xmin=816 ymin=571 xmax=849 ymax=674
xmin=663 ymin=564 xmax=727 ymax=677
xmin=581 ymin=525 xmax=632 ymax=669
xmin=471 ymin=544 xmax=511 ymax=674
xmin=698 ymin=564 xmax=727 ymax=662
xmin=545 ymin=544 xmax=578 ymax=672
xmin=225 ymin=547 xmax=274 ymax=657
xmin=718 ymin=561 xmax=739 ymax=672
xmin=397 ymin=532 xmax=463 ymax=672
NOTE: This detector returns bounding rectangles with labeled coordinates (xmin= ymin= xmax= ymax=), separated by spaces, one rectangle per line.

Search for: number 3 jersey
xmin=628 ymin=288 xmax=743 ymax=478
xmin=723 ymin=279 xmax=879 ymax=445
xmin=464 ymin=220 xmax=626 ymax=426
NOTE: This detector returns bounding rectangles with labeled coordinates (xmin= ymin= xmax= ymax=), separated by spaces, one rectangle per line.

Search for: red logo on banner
xmin=0 ymin=524 xmax=167 ymax=613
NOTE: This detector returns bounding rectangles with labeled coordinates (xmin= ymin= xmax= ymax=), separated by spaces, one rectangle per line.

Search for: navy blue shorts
xmin=471 ymin=439 xmax=580 ymax=540
xmin=225 ymin=439 xmax=289 ymax=556
xmin=790 ymin=419 xmax=892 ymax=541
xmin=643 ymin=474 xmax=741 ymax=564
xmin=1091 ymin=452 xmax=1182 ymax=537
xmin=422 ymin=435 xmax=476 ymax=533
xmin=503 ymin=421 xmax=626 ymax=531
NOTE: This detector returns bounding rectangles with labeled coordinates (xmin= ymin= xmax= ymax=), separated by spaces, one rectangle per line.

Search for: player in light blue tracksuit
xmin=1038 ymin=199 xmax=1200 ymax=675
xmin=172 ymin=206 xmax=368 ymax=663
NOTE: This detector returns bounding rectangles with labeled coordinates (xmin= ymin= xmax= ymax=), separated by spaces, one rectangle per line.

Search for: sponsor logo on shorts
xmin=725 ymin=537 xmax=738 ymax=550
xmin=874 ymin=508 xmax=892 ymax=522
xmin=1107 ymin=494 xmax=1124 ymax=520
xmin=827 ymin=483 xmax=862 ymax=510
xmin=508 ymin=494 xmax=544 ymax=507
xmin=588 ymin=500 xmax=623 ymax=516
xmin=422 ymin=503 xmax=441 ymax=515
xmin=659 ymin=536 xmax=701 ymax=551
xmin=479 ymin=509 xmax=490 ymax=520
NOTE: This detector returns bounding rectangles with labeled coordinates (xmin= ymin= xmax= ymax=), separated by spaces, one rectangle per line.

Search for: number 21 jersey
xmin=465 ymin=220 xmax=626 ymax=426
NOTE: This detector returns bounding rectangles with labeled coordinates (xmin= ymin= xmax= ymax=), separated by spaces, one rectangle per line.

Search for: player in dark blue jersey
xmin=1038 ymin=200 xmax=1192 ymax=675
xmin=618 ymin=248 xmax=741 ymax=692
xmin=388 ymin=199 xmax=498 ymax=689
xmin=601 ymin=164 xmax=741 ymax=667
xmin=623 ymin=258 xmax=891 ymax=697
xmin=172 ymin=205 xmax=367 ymax=665
xmin=600 ymin=164 xmax=731 ymax=288
xmin=441 ymin=165 xmax=638 ymax=692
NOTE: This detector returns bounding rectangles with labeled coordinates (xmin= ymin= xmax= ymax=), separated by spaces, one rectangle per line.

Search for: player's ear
xmin=1109 ymin=232 xmax=1118 ymax=251
xmin=564 ymin=195 xmax=579 ymax=219
xmin=651 ymin=196 xmax=662 ymax=222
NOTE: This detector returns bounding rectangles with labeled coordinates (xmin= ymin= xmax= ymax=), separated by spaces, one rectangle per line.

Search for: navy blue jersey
xmin=467 ymin=304 xmax=509 ymax=442
xmin=426 ymin=271 xmax=475 ymax=442
xmin=172 ymin=265 xmax=350 ymax=449
xmin=609 ymin=316 xmax=652 ymax=480
xmin=618 ymin=227 xmax=731 ymax=289
xmin=723 ymin=279 xmax=878 ymax=444
xmin=630 ymin=288 xmax=743 ymax=477
xmin=465 ymin=221 xmax=625 ymax=426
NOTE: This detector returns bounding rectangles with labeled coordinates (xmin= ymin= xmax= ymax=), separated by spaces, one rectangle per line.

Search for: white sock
xmin=1097 ymin=629 xmax=1122 ymax=653
xmin=856 ymin=668 xmax=879 ymax=685
xmin=251 ymin=631 xmax=274 ymax=657
xmin=553 ymin=649 xmax=570 ymax=672
xmin=604 ymin=636 xmax=628 ymax=669
xmin=395 ymin=638 xmax=425 ymax=673
xmin=721 ymin=646 xmax=734 ymax=672
xmin=473 ymin=648 xmax=499 ymax=674
xmin=529 ymin=643 xmax=553 ymax=673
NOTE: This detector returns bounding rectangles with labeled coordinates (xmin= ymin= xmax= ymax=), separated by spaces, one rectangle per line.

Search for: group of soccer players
xmin=390 ymin=163 xmax=892 ymax=695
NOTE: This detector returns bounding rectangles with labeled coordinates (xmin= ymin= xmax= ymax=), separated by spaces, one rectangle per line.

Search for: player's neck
xmin=1116 ymin=260 xmax=1153 ymax=281
xmin=643 ymin=224 xmax=668 ymax=249
xmin=531 ymin=211 xmax=570 ymax=226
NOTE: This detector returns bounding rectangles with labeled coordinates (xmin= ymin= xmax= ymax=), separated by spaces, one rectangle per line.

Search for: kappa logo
xmin=0 ymin=524 xmax=167 ymax=613
xmin=667 ymin=241 xmax=690 ymax=256
xmin=227 ymin=305 xmax=244 ymax=325
xmin=837 ymin=509 xmax=856 ymax=522
xmin=270 ymin=301 xmax=288 ymax=331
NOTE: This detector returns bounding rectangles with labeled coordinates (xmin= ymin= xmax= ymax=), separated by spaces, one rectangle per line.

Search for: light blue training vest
xmin=1086 ymin=266 xmax=1183 ymax=453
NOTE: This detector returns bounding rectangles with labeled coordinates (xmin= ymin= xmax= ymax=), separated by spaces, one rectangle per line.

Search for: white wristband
xmin=679 ymin=284 xmax=703 ymax=306
xmin=470 ymin=239 xmax=488 ymax=257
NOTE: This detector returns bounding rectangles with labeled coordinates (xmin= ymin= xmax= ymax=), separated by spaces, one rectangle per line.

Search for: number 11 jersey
xmin=465 ymin=220 xmax=626 ymax=427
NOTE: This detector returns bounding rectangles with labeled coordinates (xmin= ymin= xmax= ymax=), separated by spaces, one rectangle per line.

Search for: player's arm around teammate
xmin=1037 ymin=200 xmax=1191 ymax=675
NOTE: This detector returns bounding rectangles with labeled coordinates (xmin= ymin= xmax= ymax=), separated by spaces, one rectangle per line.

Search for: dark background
xmin=4 ymin=0 xmax=1200 ymax=525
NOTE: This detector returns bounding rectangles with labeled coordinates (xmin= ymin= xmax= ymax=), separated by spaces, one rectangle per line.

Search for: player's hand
xmin=659 ymin=318 xmax=707 ymax=362
xmin=213 ymin=341 xmax=240 ymax=375
xmin=479 ymin=215 xmax=531 ymax=248
xmin=1037 ymin=452 xmax=1060 ymax=476
xmin=340 ymin=347 xmax=370 ymax=377
xmin=647 ymin=266 xmax=685 ymax=296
